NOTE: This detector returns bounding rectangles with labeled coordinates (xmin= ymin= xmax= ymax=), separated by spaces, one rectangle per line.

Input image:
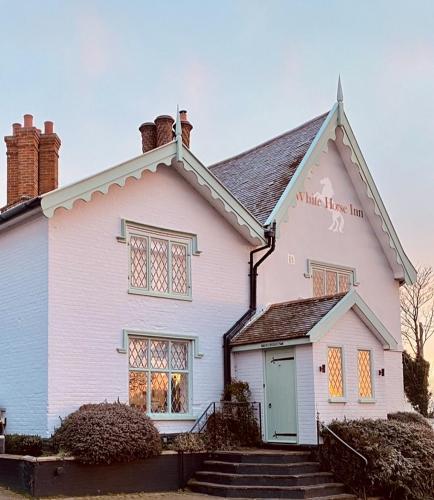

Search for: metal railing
xmin=190 ymin=401 xmax=262 ymax=447
xmin=317 ymin=413 xmax=367 ymax=500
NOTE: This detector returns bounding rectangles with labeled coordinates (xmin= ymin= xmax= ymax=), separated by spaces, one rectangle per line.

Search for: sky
xmin=0 ymin=1 xmax=433 ymax=382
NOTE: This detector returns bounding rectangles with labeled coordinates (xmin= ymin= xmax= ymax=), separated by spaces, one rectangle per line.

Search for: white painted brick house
xmin=0 ymin=89 xmax=416 ymax=444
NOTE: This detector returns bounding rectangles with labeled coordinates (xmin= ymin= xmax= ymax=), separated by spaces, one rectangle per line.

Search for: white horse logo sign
xmin=315 ymin=178 xmax=344 ymax=233
xmin=296 ymin=178 xmax=363 ymax=233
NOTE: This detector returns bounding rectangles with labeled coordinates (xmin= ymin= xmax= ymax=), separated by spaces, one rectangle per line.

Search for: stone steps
xmin=188 ymin=449 xmax=356 ymax=499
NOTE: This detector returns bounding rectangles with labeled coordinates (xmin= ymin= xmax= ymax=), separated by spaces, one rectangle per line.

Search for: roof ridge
xmin=269 ymin=292 xmax=347 ymax=308
xmin=209 ymin=111 xmax=329 ymax=170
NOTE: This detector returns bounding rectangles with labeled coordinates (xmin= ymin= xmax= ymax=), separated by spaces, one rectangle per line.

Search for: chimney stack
xmin=139 ymin=111 xmax=193 ymax=154
xmin=4 ymin=115 xmax=61 ymax=207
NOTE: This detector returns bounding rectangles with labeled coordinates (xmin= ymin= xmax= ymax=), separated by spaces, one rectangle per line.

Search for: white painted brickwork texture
xmin=295 ymin=344 xmax=317 ymax=444
xmin=313 ymin=310 xmax=392 ymax=426
xmin=47 ymin=167 xmax=250 ymax=434
xmin=0 ymin=216 xmax=49 ymax=435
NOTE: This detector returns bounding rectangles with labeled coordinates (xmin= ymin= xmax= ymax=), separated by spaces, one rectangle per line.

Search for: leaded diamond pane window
xmin=130 ymin=236 xmax=148 ymax=288
xmin=128 ymin=227 xmax=191 ymax=299
xmin=128 ymin=336 xmax=190 ymax=415
xmin=311 ymin=264 xmax=353 ymax=297
xmin=358 ymin=350 xmax=373 ymax=398
xmin=328 ymin=347 xmax=344 ymax=398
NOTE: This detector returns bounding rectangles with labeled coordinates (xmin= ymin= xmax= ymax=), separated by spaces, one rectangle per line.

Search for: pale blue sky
xmin=0 ymin=1 xmax=433 ymax=293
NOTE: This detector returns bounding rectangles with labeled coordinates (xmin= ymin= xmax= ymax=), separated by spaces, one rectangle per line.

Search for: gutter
xmin=223 ymin=222 xmax=276 ymax=386
xmin=0 ymin=197 xmax=41 ymax=226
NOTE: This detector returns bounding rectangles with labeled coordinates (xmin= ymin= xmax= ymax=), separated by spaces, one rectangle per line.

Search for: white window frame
xmin=357 ymin=348 xmax=376 ymax=403
xmin=119 ymin=221 xmax=200 ymax=301
xmin=127 ymin=333 xmax=194 ymax=419
xmin=304 ymin=259 xmax=358 ymax=297
xmin=327 ymin=345 xmax=347 ymax=403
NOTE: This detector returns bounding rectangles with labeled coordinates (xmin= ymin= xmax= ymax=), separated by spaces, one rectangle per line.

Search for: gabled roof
xmin=210 ymin=99 xmax=416 ymax=285
xmin=209 ymin=113 xmax=328 ymax=224
xmin=231 ymin=293 xmax=346 ymax=346
xmin=37 ymin=141 xmax=265 ymax=245
xmin=231 ymin=289 xmax=398 ymax=350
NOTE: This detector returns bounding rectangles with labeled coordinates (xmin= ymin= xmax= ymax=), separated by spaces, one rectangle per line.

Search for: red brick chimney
xmin=39 ymin=121 xmax=61 ymax=195
xmin=4 ymin=115 xmax=61 ymax=206
xmin=139 ymin=112 xmax=192 ymax=153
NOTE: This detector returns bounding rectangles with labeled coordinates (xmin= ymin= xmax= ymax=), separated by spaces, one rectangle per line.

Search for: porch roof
xmin=231 ymin=293 xmax=346 ymax=346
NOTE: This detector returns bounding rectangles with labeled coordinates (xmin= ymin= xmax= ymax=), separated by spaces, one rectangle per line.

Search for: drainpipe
xmin=223 ymin=222 xmax=276 ymax=387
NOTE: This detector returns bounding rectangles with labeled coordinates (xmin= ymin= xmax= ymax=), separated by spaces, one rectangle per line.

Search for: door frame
xmin=263 ymin=347 xmax=299 ymax=443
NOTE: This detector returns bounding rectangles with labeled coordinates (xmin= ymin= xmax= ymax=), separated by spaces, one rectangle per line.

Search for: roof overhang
xmin=265 ymin=104 xmax=416 ymax=285
xmin=40 ymin=141 xmax=265 ymax=245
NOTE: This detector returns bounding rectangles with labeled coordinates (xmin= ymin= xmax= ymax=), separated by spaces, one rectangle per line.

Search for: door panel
xmin=265 ymin=348 xmax=297 ymax=442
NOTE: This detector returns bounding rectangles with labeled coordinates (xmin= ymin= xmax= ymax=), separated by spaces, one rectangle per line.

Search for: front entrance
xmin=265 ymin=348 xmax=297 ymax=443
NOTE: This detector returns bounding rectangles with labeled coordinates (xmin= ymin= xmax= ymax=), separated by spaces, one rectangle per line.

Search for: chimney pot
xmin=139 ymin=122 xmax=157 ymax=153
xmin=23 ymin=114 xmax=33 ymax=128
xmin=179 ymin=110 xmax=193 ymax=149
xmin=44 ymin=121 xmax=54 ymax=134
xmin=12 ymin=123 xmax=21 ymax=134
xmin=154 ymin=115 xmax=175 ymax=147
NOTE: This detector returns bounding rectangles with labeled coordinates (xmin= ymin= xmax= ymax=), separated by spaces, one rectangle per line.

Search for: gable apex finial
xmin=337 ymin=75 xmax=343 ymax=103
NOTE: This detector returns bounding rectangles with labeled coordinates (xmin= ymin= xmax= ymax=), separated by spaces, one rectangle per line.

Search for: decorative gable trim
xmin=40 ymin=141 xmax=265 ymax=245
xmin=265 ymin=104 xmax=416 ymax=285
xmin=308 ymin=289 xmax=398 ymax=350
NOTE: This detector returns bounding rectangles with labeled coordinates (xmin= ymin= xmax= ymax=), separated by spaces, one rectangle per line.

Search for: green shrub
xmin=320 ymin=418 xmax=434 ymax=499
xmin=388 ymin=411 xmax=433 ymax=430
xmin=52 ymin=402 xmax=161 ymax=464
xmin=5 ymin=434 xmax=43 ymax=456
xmin=172 ymin=432 xmax=206 ymax=452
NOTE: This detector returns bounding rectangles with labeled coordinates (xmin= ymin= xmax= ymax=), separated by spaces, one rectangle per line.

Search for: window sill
xmin=128 ymin=288 xmax=192 ymax=302
xmin=328 ymin=397 xmax=347 ymax=404
xmin=148 ymin=414 xmax=196 ymax=421
xmin=358 ymin=398 xmax=376 ymax=404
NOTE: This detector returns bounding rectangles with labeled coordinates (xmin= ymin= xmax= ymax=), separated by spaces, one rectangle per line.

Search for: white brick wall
xmin=313 ymin=310 xmax=389 ymax=424
xmin=295 ymin=344 xmax=317 ymax=444
xmin=0 ymin=215 xmax=49 ymax=435
xmin=47 ymin=167 xmax=250 ymax=434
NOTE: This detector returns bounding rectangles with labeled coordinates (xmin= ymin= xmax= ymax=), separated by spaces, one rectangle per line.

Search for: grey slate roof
xmin=231 ymin=293 xmax=346 ymax=346
xmin=209 ymin=112 xmax=328 ymax=224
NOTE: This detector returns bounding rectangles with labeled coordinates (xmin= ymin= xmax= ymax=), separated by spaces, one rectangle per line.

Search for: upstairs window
xmin=306 ymin=261 xmax=356 ymax=298
xmin=128 ymin=225 xmax=192 ymax=300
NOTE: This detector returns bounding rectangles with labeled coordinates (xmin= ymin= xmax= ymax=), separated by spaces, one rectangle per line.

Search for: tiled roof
xmin=231 ymin=293 xmax=346 ymax=346
xmin=209 ymin=113 xmax=328 ymax=224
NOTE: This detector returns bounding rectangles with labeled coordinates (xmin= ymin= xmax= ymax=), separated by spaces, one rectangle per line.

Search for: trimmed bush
xmin=320 ymin=418 xmax=434 ymax=499
xmin=388 ymin=411 xmax=433 ymax=430
xmin=172 ymin=432 xmax=206 ymax=452
xmin=52 ymin=402 xmax=161 ymax=464
xmin=5 ymin=434 xmax=43 ymax=456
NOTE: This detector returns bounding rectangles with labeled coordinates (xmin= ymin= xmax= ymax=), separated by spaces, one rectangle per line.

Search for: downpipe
xmin=223 ymin=222 xmax=276 ymax=387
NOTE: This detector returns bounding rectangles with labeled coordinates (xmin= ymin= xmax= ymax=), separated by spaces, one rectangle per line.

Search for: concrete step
xmin=213 ymin=450 xmax=313 ymax=464
xmin=188 ymin=479 xmax=348 ymax=498
xmin=203 ymin=459 xmax=321 ymax=475
xmin=195 ymin=470 xmax=334 ymax=487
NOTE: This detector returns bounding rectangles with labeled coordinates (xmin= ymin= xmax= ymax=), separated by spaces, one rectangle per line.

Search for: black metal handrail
xmin=317 ymin=413 xmax=367 ymax=500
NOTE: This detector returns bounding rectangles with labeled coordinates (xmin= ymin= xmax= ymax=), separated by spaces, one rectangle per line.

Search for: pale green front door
xmin=265 ymin=348 xmax=297 ymax=443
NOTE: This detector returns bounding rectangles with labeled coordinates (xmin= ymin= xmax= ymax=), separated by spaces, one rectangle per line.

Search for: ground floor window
xmin=358 ymin=349 xmax=373 ymax=399
xmin=328 ymin=346 xmax=344 ymax=398
xmin=128 ymin=336 xmax=190 ymax=415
